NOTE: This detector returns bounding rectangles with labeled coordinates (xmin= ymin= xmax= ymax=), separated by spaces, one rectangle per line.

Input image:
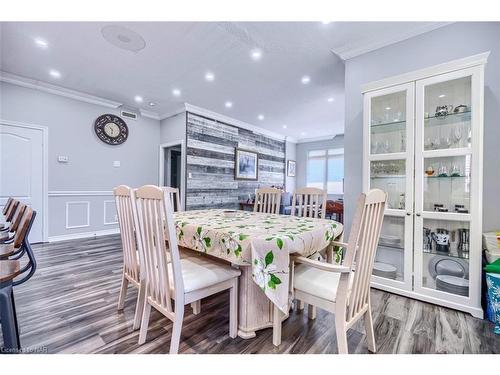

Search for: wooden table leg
xmin=237 ymin=265 xmax=289 ymax=339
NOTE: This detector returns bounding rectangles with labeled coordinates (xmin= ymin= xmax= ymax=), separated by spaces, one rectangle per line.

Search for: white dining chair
xmin=114 ymin=185 xmax=144 ymax=330
xmin=161 ymin=186 xmax=182 ymax=212
xmin=161 ymin=186 xmax=203 ymax=315
xmin=132 ymin=185 xmax=241 ymax=354
xmin=254 ymin=187 xmax=281 ymax=214
xmin=273 ymin=189 xmax=387 ymax=354
xmin=291 ymin=187 xmax=327 ymax=219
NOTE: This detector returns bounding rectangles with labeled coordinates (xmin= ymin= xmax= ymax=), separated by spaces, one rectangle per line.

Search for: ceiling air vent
xmin=121 ymin=110 xmax=138 ymax=120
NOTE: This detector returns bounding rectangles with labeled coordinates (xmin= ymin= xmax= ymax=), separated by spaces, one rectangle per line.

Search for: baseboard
xmin=48 ymin=228 xmax=120 ymax=242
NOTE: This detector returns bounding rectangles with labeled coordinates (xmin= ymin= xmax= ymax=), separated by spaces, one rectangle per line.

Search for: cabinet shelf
xmin=423 ymin=249 xmax=470 ymax=260
xmin=370 ymin=120 xmax=405 ymax=134
xmin=424 ymin=111 xmax=471 ymax=127
xmin=424 ymin=175 xmax=467 ymax=179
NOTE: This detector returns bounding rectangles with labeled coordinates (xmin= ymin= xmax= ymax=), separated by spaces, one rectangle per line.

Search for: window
xmin=306 ymin=148 xmax=344 ymax=194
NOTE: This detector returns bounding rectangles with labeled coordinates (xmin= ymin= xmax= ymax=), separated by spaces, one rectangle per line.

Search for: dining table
xmin=173 ymin=209 xmax=343 ymax=339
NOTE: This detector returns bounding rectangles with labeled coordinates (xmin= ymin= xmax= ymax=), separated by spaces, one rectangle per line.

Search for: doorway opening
xmin=159 ymin=141 xmax=185 ymax=210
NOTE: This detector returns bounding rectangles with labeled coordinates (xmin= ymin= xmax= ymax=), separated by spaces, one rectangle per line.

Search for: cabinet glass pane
xmin=370 ymin=91 xmax=407 ymax=154
xmin=373 ymin=216 xmax=405 ymax=281
xmin=423 ymin=155 xmax=471 ymax=213
xmin=370 ymin=159 xmax=406 ymax=210
xmin=422 ymin=219 xmax=470 ymax=297
xmin=424 ymin=76 xmax=472 ymax=151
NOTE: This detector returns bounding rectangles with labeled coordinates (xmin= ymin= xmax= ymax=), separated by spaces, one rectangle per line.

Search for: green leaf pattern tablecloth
xmin=174 ymin=209 xmax=343 ymax=312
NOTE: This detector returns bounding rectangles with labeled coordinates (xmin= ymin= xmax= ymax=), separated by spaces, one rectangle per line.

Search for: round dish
xmin=428 ymin=255 xmax=469 ymax=279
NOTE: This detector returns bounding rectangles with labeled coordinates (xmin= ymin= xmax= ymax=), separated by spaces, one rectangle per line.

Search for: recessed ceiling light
xmin=300 ymin=132 xmax=306 ymax=136
xmin=205 ymin=72 xmax=215 ymax=82
xmin=385 ymin=107 xmax=391 ymax=110
xmin=225 ymin=101 xmax=233 ymax=108
xmin=321 ymin=21 xmax=331 ymax=25
xmin=34 ymin=38 xmax=48 ymax=48
xmin=134 ymin=95 xmax=143 ymax=103
xmin=327 ymin=97 xmax=335 ymax=102
xmin=439 ymin=94 xmax=446 ymax=98
xmin=49 ymin=69 xmax=61 ymax=79
xmin=172 ymin=88 xmax=181 ymax=97
xmin=301 ymin=76 xmax=311 ymax=84
xmin=258 ymin=114 xmax=264 ymax=121
xmin=282 ymin=125 xmax=287 ymax=129
xmin=149 ymin=102 xmax=156 ymax=107
xmin=250 ymin=49 xmax=262 ymax=61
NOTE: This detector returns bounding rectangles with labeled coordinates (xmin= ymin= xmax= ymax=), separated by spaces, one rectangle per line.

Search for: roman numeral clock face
xmin=94 ymin=114 xmax=129 ymax=145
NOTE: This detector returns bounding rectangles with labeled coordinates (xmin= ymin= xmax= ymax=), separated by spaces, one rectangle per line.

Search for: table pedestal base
xmin=237 ymin=265 xmax=289 ymax=339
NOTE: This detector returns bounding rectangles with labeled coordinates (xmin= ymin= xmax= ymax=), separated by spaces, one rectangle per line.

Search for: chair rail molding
xmin=48 ymin=190 xmax=113 ymax=197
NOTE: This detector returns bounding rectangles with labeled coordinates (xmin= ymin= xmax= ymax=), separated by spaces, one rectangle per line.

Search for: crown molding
xmin=296 ymin=134 xmax=339 ymax=144
xmin=159 ymin=106 xmax=188 ymax=121
xmin=333 ymin=22 xmax=452 ymax=60
xmin=183 ymin=103 xmax=289 ymax=142
xmin=0 ymin=71 xmax=123 ymax=108
xmin=139 ymin=109 xmax=161 ymax=120
xmin=361 ymin=51 xmax=490 ymax=93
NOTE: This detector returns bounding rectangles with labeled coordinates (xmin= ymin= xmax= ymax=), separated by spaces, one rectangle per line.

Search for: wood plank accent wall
xmin=186 ymin=112 xmax=285 ymax=210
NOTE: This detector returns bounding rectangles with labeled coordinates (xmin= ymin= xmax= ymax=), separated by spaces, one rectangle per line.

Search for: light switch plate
xmin=57 ymin=156 xmax=69 ymax=163
xmin=113 ymin=161 xmax=121 ymax=168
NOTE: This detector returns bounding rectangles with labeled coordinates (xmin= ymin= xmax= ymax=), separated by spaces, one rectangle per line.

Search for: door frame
xmin=0 ymin=119 xmax=49 ymax=242
xmin=159 ymin=140 xmax=186 ymax=209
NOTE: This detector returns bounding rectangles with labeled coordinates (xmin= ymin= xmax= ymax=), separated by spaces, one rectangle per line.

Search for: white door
xmin=364 ymin=82 xmax=415 ymax=292
xmin=0 ymin=123 xmax=45 ymax=243
xmin=413 ymin=66 xmax=482 ymax=314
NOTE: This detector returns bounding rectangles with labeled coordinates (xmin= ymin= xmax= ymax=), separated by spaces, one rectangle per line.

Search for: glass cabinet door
xmin=365 ymin=82 xmax=414 ymax=291
xmin=414 ymin=67 xmax=480 ymax=304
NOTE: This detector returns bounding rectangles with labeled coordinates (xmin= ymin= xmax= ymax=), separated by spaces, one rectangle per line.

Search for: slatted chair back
xmin=161 ymin=187 xmax=182 ymax=212
xmin=114 ymin=185 xmax=140 ymax=285
xmin=254 ymin=187 xmax=281 ymax=214
xmin=5 ymin=200 xmax=19 ymax=223
xmin=132 ymin=185 xmax=184 ymax=318
xmin=3 ymin=197 xmax=14 ymax=216
xmin=291 ymin=187 xmax=327 ymax=219
xmin=339 ymin=189 xmax=386 ymax=325
xmin=10 ymin=203 xmax=27 ymax=234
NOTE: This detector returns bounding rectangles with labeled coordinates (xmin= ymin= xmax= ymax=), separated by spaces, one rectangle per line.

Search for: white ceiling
xmin=0 ymin=22 xmax=449 ymax=140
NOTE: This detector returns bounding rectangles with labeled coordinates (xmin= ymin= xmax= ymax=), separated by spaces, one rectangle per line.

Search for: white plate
xmin=428 ymin=255 xmax=469 ymax=279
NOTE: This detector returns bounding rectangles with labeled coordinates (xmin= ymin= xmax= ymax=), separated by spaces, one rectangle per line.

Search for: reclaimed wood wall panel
xmin=186 ymin=112 xmax=285 ymax=210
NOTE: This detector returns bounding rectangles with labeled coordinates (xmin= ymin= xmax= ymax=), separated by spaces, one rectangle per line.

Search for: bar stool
xmin=0 ymin=208 xmax=37 ymax=352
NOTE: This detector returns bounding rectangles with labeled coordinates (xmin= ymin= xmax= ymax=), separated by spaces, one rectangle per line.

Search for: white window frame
xmin=306 ymin=148 xmax=344 ymax=194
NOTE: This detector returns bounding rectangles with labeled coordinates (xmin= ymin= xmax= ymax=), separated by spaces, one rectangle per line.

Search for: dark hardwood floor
xmin=5 ymin=235 xmax=499 ymax=354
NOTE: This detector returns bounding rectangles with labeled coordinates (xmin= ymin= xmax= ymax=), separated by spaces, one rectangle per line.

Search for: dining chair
xmin=254 ymin=187 xmax=281 ymax=214
xmin=132 ymin=185 xmax=241 ymax=353
xmin=0 ymin=207 xmax=37 ymax=350
xmin=113 ymin=185 xmax=144 ymax=330
xmin=0 ymin=204 xmax=30 ymax=259
xmin=161 ymin=187 xmax=182 ymax=212
xmin=273 ymin=189 xmax=387 ymax=354
xmin=291 ymin=187 xmax=328 ymax=219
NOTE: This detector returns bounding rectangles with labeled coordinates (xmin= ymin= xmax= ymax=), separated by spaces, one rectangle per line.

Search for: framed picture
xmin=235 ymin=148 xmax=258 ymax=180
xmin=287 ymin=160 xmax=296 ymax=177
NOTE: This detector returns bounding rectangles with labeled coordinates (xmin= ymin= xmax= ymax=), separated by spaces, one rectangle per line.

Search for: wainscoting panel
xmin=186 ymin=112 xmax=285 ymax=210
xmin=66 ymin=201 xmax=90 ymax=229
xmin=48 ymin=191 xmax=119 ymax=240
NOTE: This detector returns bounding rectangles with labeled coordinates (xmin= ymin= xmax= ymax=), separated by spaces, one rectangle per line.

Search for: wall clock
xmin=94 ymin=114 xmax=129 ymax=145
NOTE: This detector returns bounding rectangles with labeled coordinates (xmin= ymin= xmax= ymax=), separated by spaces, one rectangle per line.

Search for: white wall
xmin=0 ymin=81 xmax=161 ymax=239
xmin=160 ymin=112 xmax=186 ymax=144
xmin=344 ymin=22 xmax=500 ymax=233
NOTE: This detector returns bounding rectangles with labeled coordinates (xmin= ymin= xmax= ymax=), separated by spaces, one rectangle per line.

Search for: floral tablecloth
xmin=174 ymin=209 xmax=343 ymax=312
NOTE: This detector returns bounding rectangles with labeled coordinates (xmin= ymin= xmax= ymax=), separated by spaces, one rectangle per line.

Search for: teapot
xmin=435 ymin=105 xmax=454 ymax=117
xmin=431 ymin=231 xmax=450 ymax=253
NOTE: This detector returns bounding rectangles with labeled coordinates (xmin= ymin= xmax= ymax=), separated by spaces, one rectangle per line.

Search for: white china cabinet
xmin=362 ymin=52 xmax=489 ymax=318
